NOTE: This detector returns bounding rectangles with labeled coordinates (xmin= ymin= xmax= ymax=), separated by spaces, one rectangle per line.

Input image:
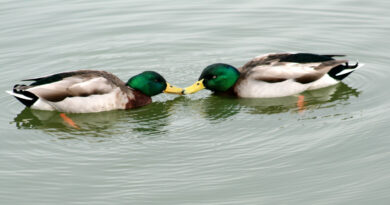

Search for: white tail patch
xmin=336 ymin=69 xmax=354 ymax=76
xmin=5 ymin=90 xmax=33 ymax=100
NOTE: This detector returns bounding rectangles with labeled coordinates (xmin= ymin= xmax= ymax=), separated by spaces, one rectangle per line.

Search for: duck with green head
xmin=7 ymin=70 xmax=183 ymax=113
xmin=183 ymin=53 xmax=361 ymax=98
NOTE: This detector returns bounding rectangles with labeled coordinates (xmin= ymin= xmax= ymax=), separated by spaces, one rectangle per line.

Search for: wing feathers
xmin=67 ymin=77 xmax=113 ymax=96
xmin=26 ymin=75 xmax=116 ymax=102
xmin=241 ymin=53 xmax=349 ymax=84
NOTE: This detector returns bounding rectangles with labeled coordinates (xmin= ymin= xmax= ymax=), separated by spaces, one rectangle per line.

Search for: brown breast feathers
xmin=125 ymin=89 xmax=152 ymax=109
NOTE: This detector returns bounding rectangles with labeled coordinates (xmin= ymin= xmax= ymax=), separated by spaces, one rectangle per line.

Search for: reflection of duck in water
xmin=188 ymin=82 xmax=360 ymax=119
xmin=183 ymin=95 xmax=242 ymax=122
xmin=238 ymin=82 xmax=360 ymax=115
xmin=7 ymin=70 xmax=182 ymax=113
xmin=13 ymin=108 xmax=123 ymax=131
xmin=183 ymin=53 xmax=361 ymax=98
xmin=13 ymin=97 xmax=186 ymax=136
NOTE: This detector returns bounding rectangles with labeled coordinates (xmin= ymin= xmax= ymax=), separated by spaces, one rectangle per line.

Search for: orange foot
xmin=297 ymin=95 xmax=306 ymax=113
xmin=60 ymin=113 xmax=80 ymax=129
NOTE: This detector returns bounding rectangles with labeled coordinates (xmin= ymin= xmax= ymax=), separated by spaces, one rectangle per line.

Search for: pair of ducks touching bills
xmin=7 ymin=53 xmax=361 ymax=113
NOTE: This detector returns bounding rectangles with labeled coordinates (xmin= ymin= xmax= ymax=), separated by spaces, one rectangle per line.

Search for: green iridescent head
xmin=127 ymin=71 xmax=183 ymax=96
xmin=184 ymin=63 xmax=240 ymax=94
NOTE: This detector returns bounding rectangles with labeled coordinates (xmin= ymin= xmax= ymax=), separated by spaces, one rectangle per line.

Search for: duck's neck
xmin=214 ymin=86 xmax=238 ymax=97
xmin=126 ymin=89 xmax=152 ymax=109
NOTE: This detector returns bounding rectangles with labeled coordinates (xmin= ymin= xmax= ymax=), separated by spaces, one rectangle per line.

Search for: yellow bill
xmin=183 ymin=79 xmax=205 ymax=94
xmin=163 ymin=82 xmax=183 ymax=94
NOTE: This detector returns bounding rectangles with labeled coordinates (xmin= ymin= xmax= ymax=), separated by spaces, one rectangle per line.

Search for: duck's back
xmin=235 ymin=53 xmax=359 ymax=98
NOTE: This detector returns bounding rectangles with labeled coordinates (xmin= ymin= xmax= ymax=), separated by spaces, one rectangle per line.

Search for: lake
xmin=1 ymin=0 xmax=389 ymax=204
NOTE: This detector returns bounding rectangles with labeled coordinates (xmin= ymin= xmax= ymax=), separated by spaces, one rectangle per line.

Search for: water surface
xmin=1 ymin=0 xmax=390 ymax=204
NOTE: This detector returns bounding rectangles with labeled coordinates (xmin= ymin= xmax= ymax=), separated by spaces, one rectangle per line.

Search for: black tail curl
xmin=344 ymin=62 xmax=359 ymax=69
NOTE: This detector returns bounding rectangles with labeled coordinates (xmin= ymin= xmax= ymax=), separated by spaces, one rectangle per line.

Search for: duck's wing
xmin=20 ymin=70 xmax=127 ymax=102
xmin=239 ymin=53 xmax=349 ymax=84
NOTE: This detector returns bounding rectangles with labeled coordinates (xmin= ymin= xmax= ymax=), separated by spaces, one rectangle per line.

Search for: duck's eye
xmin=212 ymin=75 xmax=217 ymax=79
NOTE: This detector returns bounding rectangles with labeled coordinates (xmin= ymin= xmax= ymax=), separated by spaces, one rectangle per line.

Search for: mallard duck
xmin=7 ymin=70 xmax=183 ymax=113
xmin=183 ymin=53 xmax=361 ymax=98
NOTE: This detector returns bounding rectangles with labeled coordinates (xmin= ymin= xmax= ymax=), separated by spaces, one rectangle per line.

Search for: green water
xmin=1 ymin=0 xmax=389 ymax=204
